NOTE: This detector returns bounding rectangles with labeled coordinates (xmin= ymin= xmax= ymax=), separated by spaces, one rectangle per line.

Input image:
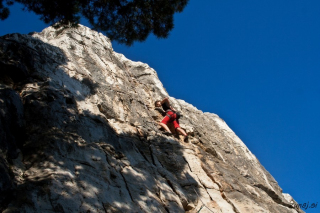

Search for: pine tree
xmin=1 ymin=0 xmax=189 ymax=46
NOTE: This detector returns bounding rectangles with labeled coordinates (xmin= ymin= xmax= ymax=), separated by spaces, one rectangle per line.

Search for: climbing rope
xmin=192 ymin=187 xmax=216 ymax=213
xmin=197 ymin=205 xmax=205 ymax=213
xmin=122 ymin=63 xmax=163 ymax=134
xmin=120 ymin=58 xmax=219 ymax=213
xmin=122 ymin=65 xmax=218 ymax=212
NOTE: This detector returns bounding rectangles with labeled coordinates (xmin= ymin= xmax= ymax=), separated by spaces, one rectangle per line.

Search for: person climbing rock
xmin=155 ymin=97 xmax=188 ymax=142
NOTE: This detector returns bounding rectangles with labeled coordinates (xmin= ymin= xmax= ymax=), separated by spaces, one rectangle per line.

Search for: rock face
xmin=0 ymin=25 xmax=303 ymax=213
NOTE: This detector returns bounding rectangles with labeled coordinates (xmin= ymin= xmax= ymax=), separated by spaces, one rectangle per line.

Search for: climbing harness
xmin=165 ymin=110 xmax=181 ymax=120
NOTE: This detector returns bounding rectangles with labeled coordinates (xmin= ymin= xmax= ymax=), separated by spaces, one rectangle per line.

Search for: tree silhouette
xmin=0 ymin=0 xmax=189 ymax=45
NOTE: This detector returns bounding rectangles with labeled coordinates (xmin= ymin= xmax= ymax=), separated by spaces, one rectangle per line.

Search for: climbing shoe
xmin=163 ymin=132 xmax=173 ymax=136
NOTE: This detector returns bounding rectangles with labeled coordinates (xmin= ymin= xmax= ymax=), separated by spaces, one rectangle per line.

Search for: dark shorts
xmin=161 ymin=111 xmax=180 ymax=129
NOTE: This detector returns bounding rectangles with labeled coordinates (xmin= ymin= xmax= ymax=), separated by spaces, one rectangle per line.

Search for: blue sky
xmin=1 ymin=1 xmax=319 ymax=211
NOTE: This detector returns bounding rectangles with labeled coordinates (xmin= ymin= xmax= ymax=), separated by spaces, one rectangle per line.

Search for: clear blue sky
xmin=1 ymin=1 xmax=319 ymax=211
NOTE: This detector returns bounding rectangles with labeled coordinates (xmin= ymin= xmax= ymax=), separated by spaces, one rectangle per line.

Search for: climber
xmin=155 ymin=97 xmax=188 ymax=142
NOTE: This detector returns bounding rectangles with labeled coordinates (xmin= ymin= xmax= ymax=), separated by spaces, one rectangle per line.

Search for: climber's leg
xmin=172 ymin=119 xmax=188 ymax=141
xmin=159 ymin=115 xmax=172 ymax=133
xmin=176 ymin=127 xmax=187 ymax=136
xmin=159 ymin=122 xmax=171 ymax=133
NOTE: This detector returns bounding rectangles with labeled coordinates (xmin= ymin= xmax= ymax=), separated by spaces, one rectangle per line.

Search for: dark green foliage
xmin=1 ymin=0 xmax=189 ymax=45
xmin=0 ymin=0 xmax=13 ymax=20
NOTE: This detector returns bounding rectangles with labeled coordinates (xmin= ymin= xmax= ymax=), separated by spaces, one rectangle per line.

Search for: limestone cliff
xmin=0 ymin=25 xmax=303 ymax=213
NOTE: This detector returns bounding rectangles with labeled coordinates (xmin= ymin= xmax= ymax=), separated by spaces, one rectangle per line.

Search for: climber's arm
xmin=161 ymin=97 xmax=177 ymax=111
xmin=160 ymin=97 xmax=169 ymax=105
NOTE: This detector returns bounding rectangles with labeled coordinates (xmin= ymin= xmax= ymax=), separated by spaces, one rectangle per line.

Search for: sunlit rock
xmin=0 ymin=25 xmax=303 ymax=213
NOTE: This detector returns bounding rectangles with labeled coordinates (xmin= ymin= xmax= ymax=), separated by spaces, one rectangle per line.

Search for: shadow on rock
xmin=0 ymin=33 xmax=199 ymax=212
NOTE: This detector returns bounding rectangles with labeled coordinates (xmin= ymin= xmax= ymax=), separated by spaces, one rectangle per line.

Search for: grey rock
xmin=0 ymin=25 xmax=304 ymax=213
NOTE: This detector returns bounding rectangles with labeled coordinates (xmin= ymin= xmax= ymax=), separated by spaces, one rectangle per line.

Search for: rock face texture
xmin=0 ymin=25 xmax=303 ymax=213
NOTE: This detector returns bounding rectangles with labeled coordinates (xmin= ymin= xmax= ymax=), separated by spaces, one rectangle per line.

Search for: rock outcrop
xmin=0 ymin=25 xmax=303 ymax=213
